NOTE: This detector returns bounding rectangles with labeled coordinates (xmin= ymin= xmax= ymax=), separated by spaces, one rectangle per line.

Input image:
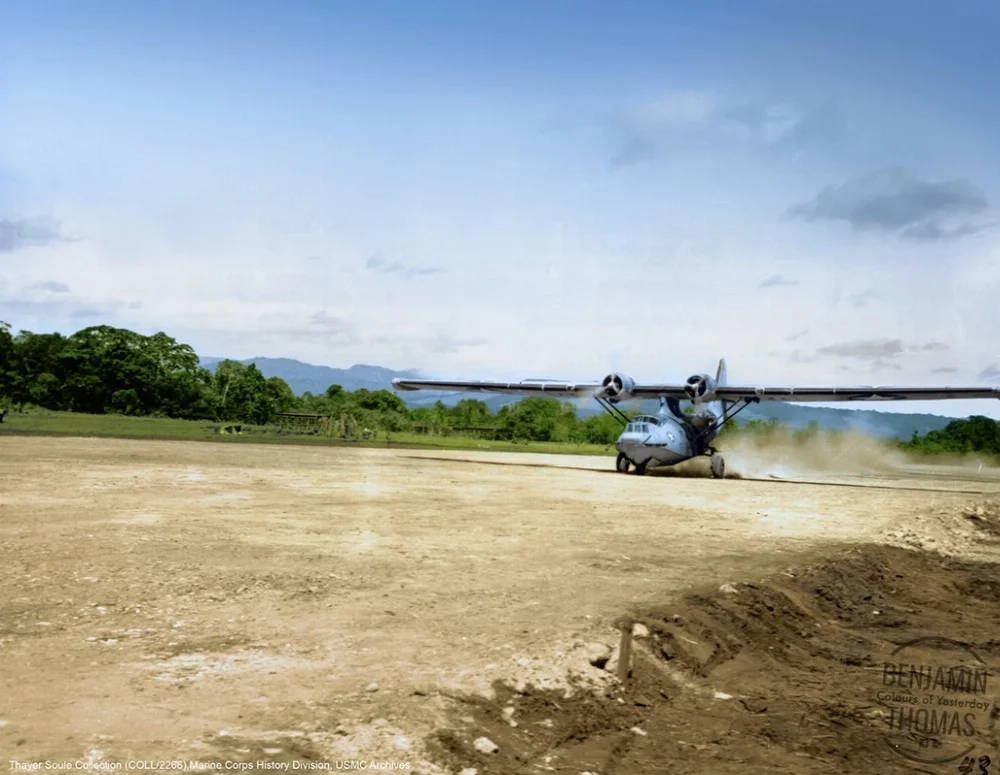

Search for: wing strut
xmin=595 ymin=397 xmax=631 ymax=426
xmin=693 ymin=396 xmax=760 ymax=450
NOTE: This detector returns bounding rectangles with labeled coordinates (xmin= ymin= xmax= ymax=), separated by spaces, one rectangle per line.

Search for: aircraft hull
xmin=615 ymin=415 xmax=697 ymax=469
xmin=618 ymin=444 xmax=690 ymax=468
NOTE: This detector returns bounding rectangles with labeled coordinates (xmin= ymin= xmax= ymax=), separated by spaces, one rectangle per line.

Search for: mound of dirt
xmin=885 ymin=498 xmax=1000 ymax=558
xmin=428 ymin=544 xmax=1000 ymax=774
xmin=962 ymin=500 xmax=1000 ymax=541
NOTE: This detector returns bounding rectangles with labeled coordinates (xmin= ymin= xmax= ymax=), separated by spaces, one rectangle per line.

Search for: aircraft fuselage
xmin=615 ymin=415 xmax=689 ymax=467
xmin=615 ymin=415 xmax=706 ymax=466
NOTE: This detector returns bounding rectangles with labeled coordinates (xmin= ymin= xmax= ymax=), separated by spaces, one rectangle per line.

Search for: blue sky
xmin=2 ymin=0 xmax=999 ymax=416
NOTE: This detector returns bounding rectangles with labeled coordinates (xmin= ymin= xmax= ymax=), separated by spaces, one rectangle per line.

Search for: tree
xmin=0 ymin=321 xmax=13 ymax=402
xmin=350 ymin=388 xmax=408 ymax=414
xmin=902 ymin=415 xmax=1000 ymax=456
xmin=580 ymin=413 xmax=624 ymax=445
xmin=266 ymin=377 xmax=296 ymax=414
xmin=213 ymin=361 xmax=278 ymax=424
xmin=450 ymin=399 xmax=492 ymax=427
xmin=498 ymin=397 xmax=565 ymax=441
xmin=348 ymin=388 xmax=411 ymax=432
xmin=10 ymin=330 xmax=70 ymax=409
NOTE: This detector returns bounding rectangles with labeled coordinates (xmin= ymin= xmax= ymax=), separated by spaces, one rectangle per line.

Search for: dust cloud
xmin=714 ymin=426 xmax=1000 ymax=484
xmin=716 ymin=428 xmax=912 ymax=480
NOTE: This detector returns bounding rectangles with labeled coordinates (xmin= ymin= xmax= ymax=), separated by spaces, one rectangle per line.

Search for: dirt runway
xmin=2 ymin=436 xmax=1000 ymax=773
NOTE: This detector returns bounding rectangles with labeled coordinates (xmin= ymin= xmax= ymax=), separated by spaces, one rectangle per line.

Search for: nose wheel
xmin=616 ymin=453 xmax=630 ymax=474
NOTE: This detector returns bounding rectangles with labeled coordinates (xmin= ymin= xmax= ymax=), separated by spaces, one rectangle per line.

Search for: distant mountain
xmin=729 ymin=401 xmax=953 ymax=439
xmin=198 ymin=356 xmax=959 ymax=440
xmin=198 ymin=356 xmax=421 ymax=396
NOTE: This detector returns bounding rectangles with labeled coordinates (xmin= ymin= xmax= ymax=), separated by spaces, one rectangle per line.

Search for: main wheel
xmin=710 ymin=454 xmax=726 ymax=479
xmin=616 ymin=453 xmax=630 ymax=474
xmin=634 ymin=460 xmax=648 ymax=476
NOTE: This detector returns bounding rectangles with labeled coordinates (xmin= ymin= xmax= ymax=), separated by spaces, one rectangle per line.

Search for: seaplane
xmin=392 ymin=360 xmax=1000 ymax=478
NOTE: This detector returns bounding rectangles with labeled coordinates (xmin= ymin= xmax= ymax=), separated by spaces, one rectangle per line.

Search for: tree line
xmin=1 ymin=322 xmax=295 ymax=424
xmin=899 ymin=415 xmax=1000 ymax=456
xmin=0 ymin=322 xmax=625 ymax=442
xmin=2 ymin=322 xmax=996 ymax=453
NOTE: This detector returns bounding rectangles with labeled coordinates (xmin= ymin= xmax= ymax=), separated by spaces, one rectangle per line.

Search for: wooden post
xmin=617 ymin=622 xmax=633 ymax=683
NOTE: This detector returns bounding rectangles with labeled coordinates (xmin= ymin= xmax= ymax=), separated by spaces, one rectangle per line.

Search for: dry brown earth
xmin=3 ymin=435 xmax=1000 ymax=773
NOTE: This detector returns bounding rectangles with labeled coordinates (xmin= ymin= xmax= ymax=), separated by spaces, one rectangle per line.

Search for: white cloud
xmin=626 ymin=91 xmax=718 ymax=128
xmin=611 ymin=91 xmax=834 ymax=165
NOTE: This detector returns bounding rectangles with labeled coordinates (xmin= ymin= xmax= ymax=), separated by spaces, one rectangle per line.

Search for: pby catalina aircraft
xmin=392 ymin=360 xmax=1000 ymax=478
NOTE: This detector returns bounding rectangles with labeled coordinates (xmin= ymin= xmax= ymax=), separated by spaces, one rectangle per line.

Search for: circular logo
xmin=879 ymin=636 xmax=997 ymax=766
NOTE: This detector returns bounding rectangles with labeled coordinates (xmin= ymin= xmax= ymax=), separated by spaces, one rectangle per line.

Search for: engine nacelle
xmin=600 ymin=372 xmax=635 ymax=403
xmin=684 ymin=373 xmax=718 ymax=404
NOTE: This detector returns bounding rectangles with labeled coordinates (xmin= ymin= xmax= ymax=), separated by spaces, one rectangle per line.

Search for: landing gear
xmin=710 ymin=454 xmax=726 ymax=479
xmin=634 ymin=461 xmax=648 ymax=476
xmin=616 ymin=453 xmax=631 ymax=474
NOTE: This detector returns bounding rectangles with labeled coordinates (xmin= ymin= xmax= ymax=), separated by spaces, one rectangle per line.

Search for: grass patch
xmin=0 ymin=409 xmax=617 ymax=457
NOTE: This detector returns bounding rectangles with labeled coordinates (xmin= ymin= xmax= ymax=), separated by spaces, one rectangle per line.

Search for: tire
xmin=710 ymin=454 xmax=726 ymax=479
xmin=616 ymin=453 xmax=630 ymax=474
xmin=634 ymin=461 xmax=648 ymax=476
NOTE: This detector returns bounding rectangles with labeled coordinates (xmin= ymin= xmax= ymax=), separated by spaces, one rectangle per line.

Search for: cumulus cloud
xmin=817 ymin=339 xmax=906 ymax=361
xmin=422 ymin=334 xmax=489 ymax=354
xmin=0 ymin=217 xmax=68 ymax=252
xmin=789 ymin=349 xmax=818 ymax=363
xmin=759 ymin=274 xmax=797 ymax=288
xmin=29 ymin=280 xmax=71 ymax=293
xmin=900 ymin=221 xmax=994 ymax=242
xmin=369 ymin=332 xmax=488 ymax=355
xmin=253 ymin=309 xmax=361 ymax=343
xmin=365 ymin=253 xmax=446 ymax=279
xmin=845 ymin=290 xmax=878 ymax=309
xmin=0 ymin=274 xmax=137 ymax=323
xmin=790 ymin=167 xmax=991 ymax=241
xmin=0 ymin=296 xmax=135 ymax=321
xmin=814 ymin=339 xmax=950 ymax=368
xmin=235 ymin=311 xmax=484 ymax=359
xmin=611 ymin=92 xmax=837 ymax=166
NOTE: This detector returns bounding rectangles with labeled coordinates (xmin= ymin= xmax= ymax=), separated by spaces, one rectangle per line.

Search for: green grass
xmin=0 ymin=409 xmax=617 ymax=456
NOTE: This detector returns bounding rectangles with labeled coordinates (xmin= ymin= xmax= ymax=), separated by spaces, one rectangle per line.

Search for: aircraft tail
xmin=716 ymin=358 xmax=730 ymax=415
xmin=716 ymin=358 xmax=727 ymax=386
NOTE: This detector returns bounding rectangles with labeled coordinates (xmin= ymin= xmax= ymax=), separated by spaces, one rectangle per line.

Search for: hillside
xmin=198 ymin=357 xmax=422 ymax=395
xmin=199 ymin=356 xmax=959 ymax=440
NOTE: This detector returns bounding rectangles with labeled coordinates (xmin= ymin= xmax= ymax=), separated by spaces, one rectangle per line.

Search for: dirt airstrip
xmin=3 ymin=435 xmax=1000 ymax=773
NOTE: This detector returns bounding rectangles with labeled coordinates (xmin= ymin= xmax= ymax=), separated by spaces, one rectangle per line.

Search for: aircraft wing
xmin=713 ymin=385 xmax=1000 ymax=402
xmin=390 ymin=378 xmax=606 ymax=398
xmin=393 ymin=377 xmax=1000 ymax=403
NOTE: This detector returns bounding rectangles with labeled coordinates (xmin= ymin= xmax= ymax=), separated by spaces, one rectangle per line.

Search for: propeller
xmin=600 ymin=372 xmax=635 ymax=402
xmin=684 ymin=374 xmax=709 ymax=400
xmin=602 ymin=373 xmax=625 ymax=398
